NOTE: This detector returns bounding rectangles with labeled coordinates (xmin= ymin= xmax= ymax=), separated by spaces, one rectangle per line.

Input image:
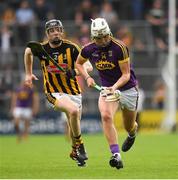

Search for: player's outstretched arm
xmin=24 ymin=47 xmax=33 ymax=75
xmin=24 ymin=47 xmax=38 ymax=88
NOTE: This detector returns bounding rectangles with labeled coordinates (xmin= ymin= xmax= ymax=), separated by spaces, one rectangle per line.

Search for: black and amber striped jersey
xmin=35 ymin=40 xmax=81 ymax=95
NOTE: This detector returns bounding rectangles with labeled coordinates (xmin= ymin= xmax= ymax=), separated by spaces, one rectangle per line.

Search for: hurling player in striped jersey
xmin=24 ymin=19 xmax=93 ymax=167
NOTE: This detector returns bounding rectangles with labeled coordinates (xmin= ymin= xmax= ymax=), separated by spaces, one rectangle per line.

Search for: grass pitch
xmin=0 ymin=132 xmax=178 ymax=179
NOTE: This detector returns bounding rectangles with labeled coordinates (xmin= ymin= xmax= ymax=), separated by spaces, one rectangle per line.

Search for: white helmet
xmin=91 ymin=18 xmax=111 ymax=38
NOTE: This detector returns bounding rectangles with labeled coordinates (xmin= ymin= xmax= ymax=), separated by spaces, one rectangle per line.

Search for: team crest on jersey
xmin=95 ymin=60 xmax=115 ymax=70
xmin=101 ymin=52 xmax=106 ymax=59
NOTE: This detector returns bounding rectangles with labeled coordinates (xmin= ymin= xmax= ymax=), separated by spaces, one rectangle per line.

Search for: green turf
xmin=0 ymin=132 xmax=178 ymax=179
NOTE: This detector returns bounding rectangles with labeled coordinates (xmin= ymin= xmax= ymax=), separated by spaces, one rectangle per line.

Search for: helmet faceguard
xmin=45 ymin=19 xmax=63 ymax=33
xmin=91 ymin=18 xmax=111 ymax=39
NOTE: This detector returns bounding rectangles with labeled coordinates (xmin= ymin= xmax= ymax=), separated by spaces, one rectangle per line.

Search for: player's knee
xmin=69 ymin=107 xmax=79 ymax=118
xmin=101 ymin=112 xmax=112 ymax=123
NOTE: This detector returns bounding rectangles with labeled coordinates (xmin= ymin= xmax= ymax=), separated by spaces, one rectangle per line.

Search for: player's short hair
xmin=91 ymin=18 xmax=111 ymax=38
xmin=45 ymin=19 xmax=63 ymax=32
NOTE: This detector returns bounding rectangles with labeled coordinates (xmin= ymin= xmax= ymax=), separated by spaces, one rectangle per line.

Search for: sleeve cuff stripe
xmin=118 ymin=58 xmax=130 ymax=64
xmin=80 ymin=54 xmax=87 ymax=60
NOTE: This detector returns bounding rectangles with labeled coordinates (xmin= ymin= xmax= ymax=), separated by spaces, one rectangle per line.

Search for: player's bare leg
xmin=64 ymin=120 xmax=71 ymax=142
xmin=67 ymin=111 xmax=88 ymax=166
xmin=98 ymin=96 xmax=123 ymax=169
xmin=99 ymin=101 xmax=118 ymax=145
xmin=71 ymin=108 xmax=88 ymax=161
xmin=121 ymin=109 xmax=138 ymax=152
xmin=55 ymin=97 xmax=87 ymax=166
xmin=60 ymin=112 xmax=71 ymax=142
xmin=14 ymin=118 xmax=22 ymax=143
xmin=23 ymin=119 xmax=30 ymax=140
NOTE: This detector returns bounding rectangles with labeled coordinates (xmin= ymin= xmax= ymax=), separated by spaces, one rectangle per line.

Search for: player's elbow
xmin=25 ymin=47 xmax=32 ymax=56
xmin=83 ymin=61 xmax=93 ymax=73
xmin=124 ymin=73 xmax=130 ymax=83
xmin=75 ymin=63 xmax=81 ymax=72
xmin=86 ymin=65 xmax=93 ymax=73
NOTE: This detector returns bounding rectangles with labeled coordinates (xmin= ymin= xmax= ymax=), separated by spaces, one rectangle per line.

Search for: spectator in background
xmin=131 ymin=0 xmax=144 ymax=20
xmin=74 ymin=0 xmax=97 ymax=26
xmin=2 ymin=65 xmax=13 ymax=91
xmin=0 ymin=24 xmax=14 ymax=69
xmin=176 ymin=7 xmax=178 ymax=47
xmin=152 ymin=80 xmax=166 ymax=110
xmin=5 ymin=0 xmax=22 ymax=10
xmin=1 ymin=7 xmax=16 ymax=25
xmin=0 ymin=0 xmax=6 ymax=14
xmin=33 ymin=0 xmax=54 ymax=22
xmin=99 ymin=1 xmax=118 ymax=29
xmin=115 ymin=25 xmax=145 ymax=51
xmin=11 ymin=80 xmax=39 ymax=143
xmin=0 ymin=7 xmax=15 ymax=68
xmin=146 ymin=0 xmax=167 ymax=49
xmin=112 ymin=0 xmax=132 ymax=20
xmin=115 ymin=26 xmax=133 ymax=49
xmin=69 ymin=23 xmax=90 ymax=49
xmin=33 ymin=0 xmax=55 ymax=41
xmin=16 ymin=0 xmax=35 ymax=45
xmin=78 ymin=23 xmax=90 ymax=46
xmin=0 ymin=74 xmax=12 ymax=114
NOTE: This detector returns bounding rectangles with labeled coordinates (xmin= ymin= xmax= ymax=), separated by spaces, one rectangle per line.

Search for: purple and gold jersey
xmin=80 ymin=37 xmax=137 ymax=91
xmin=15 ymin=86 xmax=33 ymax=108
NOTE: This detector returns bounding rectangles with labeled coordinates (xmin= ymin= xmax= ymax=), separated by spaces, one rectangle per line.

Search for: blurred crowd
xmin=0 ymin=0 xmax=177 ymax=115
xmin=1 ymin=0 xmax=176 ymax=47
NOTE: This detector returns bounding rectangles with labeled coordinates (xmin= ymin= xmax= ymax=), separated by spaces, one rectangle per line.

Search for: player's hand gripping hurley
xmin=100 ymin=87 xmax=121 ymax=102
xmin=86 ymin=77 xmax=121 ymax=102
xmin=93 ymin=85 xmax=121 ymax=102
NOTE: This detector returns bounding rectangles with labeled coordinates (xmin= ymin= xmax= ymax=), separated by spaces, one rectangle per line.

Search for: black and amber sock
xmin=72 ymin=145 xmax=76 ymax=150
xmin=74 ymin=134 xmax=83 ymax=145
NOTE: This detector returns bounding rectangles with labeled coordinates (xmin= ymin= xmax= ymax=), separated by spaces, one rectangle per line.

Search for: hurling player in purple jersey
xmin=11 ymin=80 xmax=39 ymax=143
xmin=76 ymin=18 xmax=139 ymax=169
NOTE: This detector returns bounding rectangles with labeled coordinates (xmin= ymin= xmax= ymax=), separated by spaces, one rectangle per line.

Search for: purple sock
xmin=110 ymin=144 xmax=119 ymax=154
